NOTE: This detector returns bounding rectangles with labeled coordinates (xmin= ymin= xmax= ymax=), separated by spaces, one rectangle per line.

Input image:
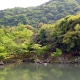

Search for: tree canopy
xmin=0 ymin=0 xmax=80 ymax=28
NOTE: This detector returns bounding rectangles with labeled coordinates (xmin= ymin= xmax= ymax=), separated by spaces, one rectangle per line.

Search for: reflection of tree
xmin=0 ymin=64 xmax=80 ymax=80
xmin=51 ymin=68 xmax=63 ymax=78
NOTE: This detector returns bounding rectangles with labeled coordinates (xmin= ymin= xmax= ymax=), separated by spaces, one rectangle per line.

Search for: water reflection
xmin=0 ymin=63 xmax=80 ymax=80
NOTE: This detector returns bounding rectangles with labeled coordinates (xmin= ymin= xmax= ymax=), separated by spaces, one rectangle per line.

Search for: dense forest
xmin=0 ymin=14 xmax=80 ymax=62
xmin=0 ymin=0 xmax=80 ymax=28
xmin=0 ymin=0 xmax=80 ymax=63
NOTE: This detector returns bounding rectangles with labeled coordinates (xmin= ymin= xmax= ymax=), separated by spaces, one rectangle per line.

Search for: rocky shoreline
xmin=1 ymin=56 xmax=80 ymax=65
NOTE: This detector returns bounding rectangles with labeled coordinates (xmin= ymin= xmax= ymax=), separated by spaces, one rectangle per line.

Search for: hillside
xmin=0 ymin=13 xmax=80 ymax=62
xmin=0 ymin=0 xmax=80 ymax=28
xmin=32 ymin=14 xmax=80 ymax=54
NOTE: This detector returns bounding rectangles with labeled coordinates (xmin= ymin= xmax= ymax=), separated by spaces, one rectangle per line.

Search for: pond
xmin=0 ymin=63 xmax=80 ymax=80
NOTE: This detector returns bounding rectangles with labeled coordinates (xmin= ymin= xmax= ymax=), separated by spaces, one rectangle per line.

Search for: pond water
xmin=0 ymin=63 xmax=80 ymax=80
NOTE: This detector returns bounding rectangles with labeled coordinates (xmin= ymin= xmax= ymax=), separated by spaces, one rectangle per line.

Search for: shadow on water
xmin=0 ymin=63 xmax=80 ymax=80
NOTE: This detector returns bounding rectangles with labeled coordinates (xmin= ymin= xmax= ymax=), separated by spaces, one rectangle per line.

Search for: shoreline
xmin=1 ymin=58 xmax=80 ymax=65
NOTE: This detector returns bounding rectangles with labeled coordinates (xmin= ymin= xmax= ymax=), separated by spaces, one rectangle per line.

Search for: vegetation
xmin=32 ymin=14 xmax=80 ymax=61
xmin=0 ymin=0 xmax=80 ymax=28
xmin=0 ymin=24 xmax=34 ymax=60
xmin=0 ymin=13 xmax=79 ymax=62
xmin=0 ymin=0 xmax=80 ymax=62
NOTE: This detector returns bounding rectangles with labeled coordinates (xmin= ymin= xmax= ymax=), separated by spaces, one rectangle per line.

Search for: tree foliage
xmin=0 ymin=0 xmax=80 ymax=28
xmin=0 ymin=1 xmax=80 ymax=60
xmin=33 ymin=14 xmax=80 ymax=54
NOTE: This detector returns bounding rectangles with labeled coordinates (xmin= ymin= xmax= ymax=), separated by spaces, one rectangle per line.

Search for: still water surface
xmin=0 ymin=63 xmax=80 ymax=80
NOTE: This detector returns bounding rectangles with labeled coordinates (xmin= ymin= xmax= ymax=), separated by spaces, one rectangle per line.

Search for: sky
xmin=0 ymin=0 xmax=49 ymax=10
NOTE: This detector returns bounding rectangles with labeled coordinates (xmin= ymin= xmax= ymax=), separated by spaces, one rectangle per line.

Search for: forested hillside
xmin=0 ymin=0 xmax=80 ymax=62
xmin=32 ymin=14 xmax=80 ymax=54
xmin=0 ymin=14 xmax=80 ymax=61
xmin=0 ymin=0 xmax=80 ymax=28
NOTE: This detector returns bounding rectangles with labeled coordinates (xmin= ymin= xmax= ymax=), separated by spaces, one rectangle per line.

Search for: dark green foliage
xmin=33 ymin=14 xmax=80 ymax=54
xmin=39 ymin=29 xmax=47 ymax=46
xmin=0 ymin=0 xmax=80 ymax=28
xmin=62 ymin=31 xmax=80 ymax=52
xmin=52 ymin=14 xmax=80 ymax=53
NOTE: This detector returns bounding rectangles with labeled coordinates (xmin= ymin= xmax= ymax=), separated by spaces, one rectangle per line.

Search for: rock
xmin=0 ymin=61 xmax=4 ymax=65
xmin=43 ymin=63 xmax=48 ymax=66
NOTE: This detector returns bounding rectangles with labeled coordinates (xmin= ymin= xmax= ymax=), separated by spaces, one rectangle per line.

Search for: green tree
xmin=51 ymin=48 xmax=62 ymax=57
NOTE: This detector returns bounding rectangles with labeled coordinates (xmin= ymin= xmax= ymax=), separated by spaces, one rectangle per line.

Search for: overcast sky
xmin=0 ymin=0 xmax=49 ymax=10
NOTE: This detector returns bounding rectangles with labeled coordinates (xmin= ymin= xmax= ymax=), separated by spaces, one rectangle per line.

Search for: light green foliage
xmin=32 ymin=44 xmax=47 ymax=55
xmin=0 ymin=53 xmax=7 ymax=59
xmin=0 ymin=46 xmax=7 ymax=59
xmin=23 ymin=42 xmax=33 ymax=53
xmin=0 ymin=24 xmax=33 ymax=59
xmin=32 ymin=44 xmax=42 ymax=55
xmin=51 ymin=48 xmax=62 ymax=57
xmin=74 ymin=24 xmax=80 ymax=31
xmin=0 ymin=46 xmax=5 ymax=53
